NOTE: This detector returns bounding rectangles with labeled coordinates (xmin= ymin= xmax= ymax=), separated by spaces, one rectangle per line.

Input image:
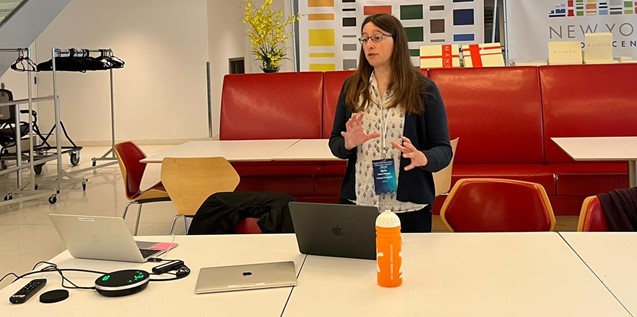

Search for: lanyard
xmin=380 ymin=106 xmax=392 ymax=159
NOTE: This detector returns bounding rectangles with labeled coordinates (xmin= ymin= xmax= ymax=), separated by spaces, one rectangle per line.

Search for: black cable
xmin=0 ymin=272 xmax=19 ymax=284
xmin=147 ymin=257 xmax=179 ymax=262
xmin=9 ymin=259 xmax=187 ymax=290
xmin=149 ymin=267 xmax=190 ymax=282
xmin=12 ymin=261 xmax=108 ymax=290
xmin=148 ymin=263 xmax=190 ymax=282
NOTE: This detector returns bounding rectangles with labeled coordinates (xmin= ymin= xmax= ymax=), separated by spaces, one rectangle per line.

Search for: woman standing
xmin=329 ymin=13 xmax=452 ymax=232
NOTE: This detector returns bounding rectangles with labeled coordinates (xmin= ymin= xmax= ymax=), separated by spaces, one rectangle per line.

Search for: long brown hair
xmin=345 ymin=14 xmax=424 ymax=115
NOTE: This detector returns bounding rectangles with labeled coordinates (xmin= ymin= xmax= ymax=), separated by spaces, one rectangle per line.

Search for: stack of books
xmin=419 ymin=44 xmax=461 ymax=68
xmin=460 ymin=43 xmax=505 ymax=67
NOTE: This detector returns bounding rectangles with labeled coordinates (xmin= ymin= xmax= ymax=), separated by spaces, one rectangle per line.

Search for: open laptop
xmin=288 ymin=202 xmax=379 ymax=260
xmin=49 ymin=214 xmax=178 ymax=263
xmin=195 ymin=261 xmax=297 ymax=294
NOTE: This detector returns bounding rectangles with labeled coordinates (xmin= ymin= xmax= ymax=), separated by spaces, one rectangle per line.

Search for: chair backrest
xmin=114 ymin=141 xmax=148 ymax=200
xmin=0 ymin=88 xmax=15 ymax=123
xmin=577 ymin=195 xmax=609 ymax=232
xmin=432 ymin=137 xmax=459 ymax=196
xmin=161 ymin=157 xmax=240 ymax=217
xmin=440 ymin=178 xmax=556 ymax=232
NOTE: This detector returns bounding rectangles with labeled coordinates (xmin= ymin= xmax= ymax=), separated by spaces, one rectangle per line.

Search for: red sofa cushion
xmin=540 ymin=64 xmax=637 ymax=163
xmin=429 ymin=67 xmax=544 ymax=164
xmin=550 ymin=163 xmax=627 ymax=195
xmin=322 ymin=70 xmax=355 ymax=138
xmin=540 ymin=64 xmax=637 ymax=195
xmin=220 ymin=72 xmax=323 ymax=140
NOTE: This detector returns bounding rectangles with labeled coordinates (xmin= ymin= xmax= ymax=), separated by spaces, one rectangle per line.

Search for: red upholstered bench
xmin=220 ymin=72 xmax=323 ymax=201
xmin=313 ymin=70 xmax=354 ymax=203
xmin=429 ymin=67 xmax=554 ymax=213
xmin=219 ymin=65 xmax=635 ymax=214
xmin=540 ymin=64 xmax=637 ymax=214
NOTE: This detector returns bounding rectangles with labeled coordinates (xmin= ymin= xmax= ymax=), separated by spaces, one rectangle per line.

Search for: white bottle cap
xmin=375 ymin=210 xmax=401 ymax=228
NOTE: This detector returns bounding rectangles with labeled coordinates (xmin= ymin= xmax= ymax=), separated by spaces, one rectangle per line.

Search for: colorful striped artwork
xmin=549 ymin=0 xmax=637 ymax=17
xmin=298 ymin=0 xmax=485 ymax=71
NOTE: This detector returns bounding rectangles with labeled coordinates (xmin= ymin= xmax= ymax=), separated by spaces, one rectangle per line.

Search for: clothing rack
xmin=47 ymin=47 xmax=121 ymax=169
xmin=0 ymin=48 xmax=58 ymax=205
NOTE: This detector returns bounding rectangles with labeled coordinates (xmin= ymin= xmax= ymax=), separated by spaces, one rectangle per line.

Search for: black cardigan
xmin=328 ymin=74 xmax=452 ymax=205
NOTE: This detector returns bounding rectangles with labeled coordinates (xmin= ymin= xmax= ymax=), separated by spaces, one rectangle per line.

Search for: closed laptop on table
xmin=288 ymin=202 xmax=378 ymax=260
xmin=49 ymin=214 xmax=177 ymax=263
xmin=195 ymin=261 xmax=297 ymax=294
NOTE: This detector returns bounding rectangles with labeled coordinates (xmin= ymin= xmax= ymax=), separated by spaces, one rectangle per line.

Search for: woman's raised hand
xmin=341 ymin=112 xmax=380 ymax=150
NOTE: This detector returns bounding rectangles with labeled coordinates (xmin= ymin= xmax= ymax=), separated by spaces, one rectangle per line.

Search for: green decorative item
xmin=243 ymin=0 xmax=300 ymax=73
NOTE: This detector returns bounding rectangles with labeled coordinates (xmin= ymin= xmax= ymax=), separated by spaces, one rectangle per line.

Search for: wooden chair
xmin=432 ymin=137 xmax=459 ymax=196
xmin=161 ymin=157 xmax=240 ymax=234
xmin=114 ymin=141 xmax=171 ymax=235
xmin=577 ymin=195 xmax=609 ymax=232
xmin=440 ymin=178 xmax=556 ymax=232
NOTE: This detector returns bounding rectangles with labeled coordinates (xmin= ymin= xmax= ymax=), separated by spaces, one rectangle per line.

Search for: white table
xmin=560 ymin=232 xmax=637 ymax=315
xmin=0 ymin=234 xmax=304 ymax=316
xmin=272 ymin=139 xmax=342 ymax=161
xmin=2 ymin=233 xmax=632 ymax=316
xmin=141 ymin=139 xmax=300 ymax=163
xmin=552 ymin=136 xmax=637 ymax=187
xmin=284 ymin=233 xmax=630 ymax=316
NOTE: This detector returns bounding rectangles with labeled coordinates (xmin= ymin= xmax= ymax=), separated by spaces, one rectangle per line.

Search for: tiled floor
xmin=0 ymin=145 xmax=580 ymax=290
xmin=0 ymin=145 xmax=181 ymax=290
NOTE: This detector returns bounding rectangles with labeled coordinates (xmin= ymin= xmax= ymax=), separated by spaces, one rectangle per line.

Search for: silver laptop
xmin=288 ymin=202 xmax=379 ymax=260
xmin=49 ymin=214 xmax=178 ymax=263
xmin=195 ymin=261 xmax=297 ymax=294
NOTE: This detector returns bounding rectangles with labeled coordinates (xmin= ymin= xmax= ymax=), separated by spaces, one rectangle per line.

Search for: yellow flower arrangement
xmin=243 ymin=0 xmax=300 ymax=72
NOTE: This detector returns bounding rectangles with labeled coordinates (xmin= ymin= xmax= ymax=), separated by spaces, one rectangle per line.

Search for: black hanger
xmin=98 ymin=49 xmax=125 ymax=69
xmin=10 ymin=49 xmax=38 ymax=72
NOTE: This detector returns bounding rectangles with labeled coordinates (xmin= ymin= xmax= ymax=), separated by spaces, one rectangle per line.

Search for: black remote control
xmin=9 ymin=279 xmax=47 ymax=304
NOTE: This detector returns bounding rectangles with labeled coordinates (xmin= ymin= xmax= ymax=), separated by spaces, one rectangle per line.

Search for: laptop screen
xmin=49 ymin=214 xmax=177 ymax=263
xmin=288 ymin=202 xmax=378 ymax=260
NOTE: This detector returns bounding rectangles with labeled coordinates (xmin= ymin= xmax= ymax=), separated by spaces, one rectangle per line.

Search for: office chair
xmin=161 ymin=157 xmax=240 ymax=234
xmin=114 ymin=141 xmax=171 ymax=235
xmin=440 ymin=178 xmax=556 ymax=232
xmin=0 ymin=88 xmax=32 ymax=163
xmin=577 ymin=195 xmax=609 ymax=232
xmin=432 ymin=137 xmax=459 ymax=197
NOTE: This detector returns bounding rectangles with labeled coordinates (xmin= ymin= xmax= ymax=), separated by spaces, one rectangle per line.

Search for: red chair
xmin=441 ymin=178 xmax=556 ymax=232
xmin=114 ymin=141 xmax=171 ymax=235
xmin=577 ymin=195 xmax=609 ymax=232
xmin=235 ymin=218 xmax=262 ymax=234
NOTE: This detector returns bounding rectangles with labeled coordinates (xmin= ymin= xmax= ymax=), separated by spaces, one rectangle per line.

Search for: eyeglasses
xmin=358 ymin=32 xmax=392 ymax=45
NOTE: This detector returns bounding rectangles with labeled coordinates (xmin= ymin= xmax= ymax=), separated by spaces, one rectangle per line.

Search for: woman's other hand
xmin=391 ymin=136 xmax=428 ymax=170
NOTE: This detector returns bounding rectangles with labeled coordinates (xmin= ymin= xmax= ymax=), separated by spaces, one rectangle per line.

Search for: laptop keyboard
xmin=140 ymin=249 xmax=160 ymax=259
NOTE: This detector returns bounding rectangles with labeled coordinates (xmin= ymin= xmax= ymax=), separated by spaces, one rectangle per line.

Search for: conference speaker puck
xmin=95 ymin=269 xmax=150 ymax=297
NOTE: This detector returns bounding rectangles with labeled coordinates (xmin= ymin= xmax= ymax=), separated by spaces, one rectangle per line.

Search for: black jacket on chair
xmin=187 ymin=192 xmax=295 ymax=235
xmin=598 ymin=187 xmax=637 ymax=231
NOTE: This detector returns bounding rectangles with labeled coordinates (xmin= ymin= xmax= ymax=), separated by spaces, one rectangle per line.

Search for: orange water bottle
xmin=376 ymin=210 xmax=402 ymax=287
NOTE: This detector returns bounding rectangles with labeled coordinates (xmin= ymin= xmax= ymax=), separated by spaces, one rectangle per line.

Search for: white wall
xmin=208 ymin=0 xmax=244 ymax=140
xmin=0 ymin=0 xmax=70 ymax=76
xmin=1 ymin=0 xmax=296 ymax=145
xmin=208 ymin=0 xmax=295 ymax=140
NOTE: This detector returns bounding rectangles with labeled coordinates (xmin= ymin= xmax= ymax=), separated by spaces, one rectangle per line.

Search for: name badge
xmin=372 ymin=158 xmax=397 ymax=195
